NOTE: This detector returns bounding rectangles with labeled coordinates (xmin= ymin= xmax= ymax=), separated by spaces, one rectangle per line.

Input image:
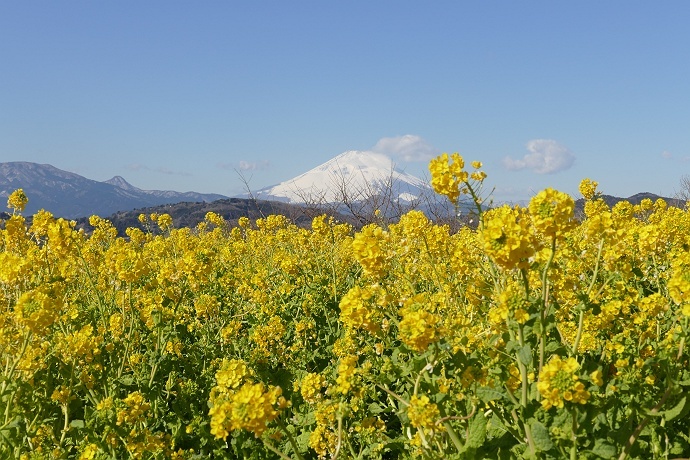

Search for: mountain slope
xmin=253 ymin=150 xmax=433 ymax=204
xmin=0 ymin=162 xmax=226 ymax=218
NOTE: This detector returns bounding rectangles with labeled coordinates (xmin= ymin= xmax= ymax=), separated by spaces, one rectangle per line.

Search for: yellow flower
xmin=339 ymin=284 xmax=386 ymax=332
xmin=116 ymin=392 xmax=151 ymax=426
xmin=300 ymin=372 xmax=326 ymax=403
xmin=335 ymin=355 xmax=359 ymax=395
xmin=428 ymin=153 xmax=468 ymax=204
xmin=590 ymin=369 xmax=604 ymax=387
xmin=14 ymin=286 xmax=64 ymax=335
xmin=209 ymin=382 xmax=283 ymax=438
xmin=78 ymin=444 xmax=100 ymax=460
xmin=398 ymin=308 xmax=441 ymax=352
xmin=7 ymin=188 xmax=28 ymax=212
xmin=407 ymin=394 xmax=440 ymax=429
xmin=579 ymin=178 xmax=599 ymax=200
xmin=537 ymin=356 xmax=590 ymax=410
xmin=528 ymin=188 xmax=576 ymax=239
xmin=215 ymin=359 xmax=250 ymax=390
xmin=481 ymin=205 xmax=537 ymax=270
xmin=351 ymin=225 xmax=388 ymax=278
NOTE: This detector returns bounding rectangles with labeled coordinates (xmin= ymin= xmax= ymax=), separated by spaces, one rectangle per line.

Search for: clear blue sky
xmin=2 ymin=2 xmax=689 ymax=202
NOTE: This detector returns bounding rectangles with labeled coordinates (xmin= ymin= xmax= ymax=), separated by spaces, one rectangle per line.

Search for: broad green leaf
xmin=530 ymin=419 xmax=553 ymax=452
xmin=518 ymin=344 xmax=532 ymax=366
xmin=476 ymin=386 xmax=505 ymax=403
xmin=662 ymin=395 xmax=690 ymax=422
xmin=466 ymin=412 xmax=487 ymax=449
xmin=70 ymin=419 xmax=85 ymax=429
xmin=591 ymin=439 xmax=618 ymax=458
xmin=368 ymin=402 xmax=385 ymax=414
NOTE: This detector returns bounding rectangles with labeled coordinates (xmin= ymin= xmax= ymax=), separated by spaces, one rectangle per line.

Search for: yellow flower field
xmin=2 ymin=156 xmax=690 ymax=459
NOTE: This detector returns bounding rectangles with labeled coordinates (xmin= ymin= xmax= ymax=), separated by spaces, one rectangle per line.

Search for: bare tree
xmin=674 ymin=175 xmax=690 ymax=205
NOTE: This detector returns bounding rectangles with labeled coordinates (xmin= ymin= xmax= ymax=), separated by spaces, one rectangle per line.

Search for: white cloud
xmin=503 ymin=139 xmax=575 ymax=174
xmin=370 ymin=135 xmax=439 ymax=162
xmin=661 ymin=150 xmax=690 ymax=162
xmin=125 ymin=163 xmax=191 ymax=176
xmin=217 ymin=160 xmax=271 ymax=171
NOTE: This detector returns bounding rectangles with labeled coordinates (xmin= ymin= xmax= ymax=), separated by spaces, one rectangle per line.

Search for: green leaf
xmin=662 ymin=395 xmax=690 ymax=422
xmin=466 ymin=412 xmax=488 ymax=449
xmin=518 ymin=344 xmax=532 ymax=366
xmin=591 ymin=439 xmax=618 ymax=459
xmin=368 ymin=402 xmax=385 ymax=414
xmin=476 ymin=386 xmax=506 ymax=403
xmin=530 ymin=420 xmax=553 ymax=452
xmin=70 ymin=419 xmax=85 ymax=429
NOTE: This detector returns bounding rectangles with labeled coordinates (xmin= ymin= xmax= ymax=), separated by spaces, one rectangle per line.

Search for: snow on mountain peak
xmin=255 ymin=150 xmax=432 ymax=204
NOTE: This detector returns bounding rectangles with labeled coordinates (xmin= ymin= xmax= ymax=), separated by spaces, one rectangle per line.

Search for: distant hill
xmin=75 ymin=197 xmax=353 ymax=236
xmin=0 ymin=162 xmax=227 ymax=218
xmin=574 ymin=192 xmax=684 ymax=217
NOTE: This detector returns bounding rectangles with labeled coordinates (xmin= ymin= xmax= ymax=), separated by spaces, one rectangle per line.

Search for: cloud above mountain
xmin=661 ymin=150 xmax=690 ymax=162
xmin=217 ymin=160 xmax=271 ymax=171
xmin=503 ymin=139 xmax=575 ymax=174
xmin=370 ymin=135 xmax=439 ymax=162
xmin=125 ymin=163 xmax=192 ymax=176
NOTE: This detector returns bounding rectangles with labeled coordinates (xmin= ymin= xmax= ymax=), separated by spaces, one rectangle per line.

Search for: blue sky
xmin=2 ymin=2 xmax=689 ymax=202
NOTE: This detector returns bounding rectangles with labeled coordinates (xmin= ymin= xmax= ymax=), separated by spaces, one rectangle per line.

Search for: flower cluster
xmin=537 ymin=356 xmax=590 ymax=410
xmin=429 ymin=153 xmax=467 ymax=204
xmin=481 ymin=205 xmax=536 ymax=269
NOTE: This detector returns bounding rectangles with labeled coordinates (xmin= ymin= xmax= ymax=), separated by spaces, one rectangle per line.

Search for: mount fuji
xmin=252 ymin=150 xmax=433 ymax=205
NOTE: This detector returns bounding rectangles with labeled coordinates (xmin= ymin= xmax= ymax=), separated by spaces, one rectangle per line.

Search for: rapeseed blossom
xmin=428 ymin=153 xmax=467 ymax=204
xmin=481 ymin=205 xmax=536 ymax=270
xmin=537 ymin=356 xmax=590 ymax=410
xmin=7 ymin=188 xmax=28 ymax=213
xmin=407 ymin=394 xmax=440 ymax=429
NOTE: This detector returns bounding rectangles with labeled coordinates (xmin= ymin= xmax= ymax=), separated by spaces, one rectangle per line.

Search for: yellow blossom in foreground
xmin=7 ymin=188 xmax=28 ymax=212
xmin=78 ymin=444 xmax=100 ymax=460
xmin=209 ymin=382 xmax=283 ymax=438
xmin=590 ymin=369 xmax=604 ymax=387
xmin=407 ymin=394 xmax=440 ymax=429
xmin=579 ymin=178 xmax=599 ymax=200
xmin=537 ymin=356 xmax=590 ymax=410
xmin=481 ymin=205 xmax=536 ymax=270
xmin=116 ymin=392 xmax=151 ymax=426
xmin=398 ymin=308 xmax=441 ymax=352
xmin=339 ymin=285 xmax=385 ymax=332
xmin=300 ymin=372 xmax=326 ymax=403
xmin=428 ymin=153 xmax=468 ymax=204
xmin=335 ymin=355 xmax=359 ymax=395
xmin=215 ymin=359 xmax=251 ymax=391
xmin=13 ymin=287 xmax=63 ymax=335
xmin=528 ymin=188 xmax=576 ymax=239
xmin=351 ymin=225 xmax=388 ymax=278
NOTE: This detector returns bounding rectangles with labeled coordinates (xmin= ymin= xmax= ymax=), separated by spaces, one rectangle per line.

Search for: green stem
xmin=517 ymin=324 xmax=528 ymax=407
xmin=59 ymin=403 xmax=69 ymax=446
xmin=570 ymin=406 xmax=578 ymax=460
xmin=261 ymin=437 xmax=292 ymax=460
xmin=276 ymin=417 xmax=305 ymax=460
xmin=539 ymin=237 xmax=557 ymax=374
xmin=572 ymin=309 xmax=585 ymax=356
xmin=586 ymin=239 xmax=605 ymax=297
xmin=463 ymin=180 xmax=485 ymax=227
xmin=2 ymin=332 xmax=31 ymax=425
xmin=618 ymin=386 xmax=673 ymax=460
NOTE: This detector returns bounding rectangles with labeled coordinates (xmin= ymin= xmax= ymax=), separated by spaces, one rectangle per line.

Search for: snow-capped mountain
xmin=0 ymin=162 xmax=227 ymax=218
xmin=253 ymin=150 xmax=433 ymax=204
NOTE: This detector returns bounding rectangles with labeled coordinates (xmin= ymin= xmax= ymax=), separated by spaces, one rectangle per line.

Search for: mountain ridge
xmin=0 ymin=161 xmax=227 ymax=218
